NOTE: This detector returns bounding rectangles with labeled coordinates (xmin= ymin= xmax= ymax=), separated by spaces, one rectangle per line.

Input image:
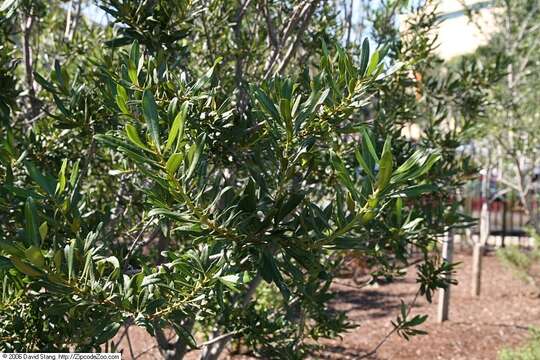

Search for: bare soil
xmin=112 ymin=251 xmax=540 ymax=360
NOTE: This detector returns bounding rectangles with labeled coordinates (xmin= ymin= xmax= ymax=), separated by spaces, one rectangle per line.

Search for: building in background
xmin=434 ymin=0 xmax=498 ymax=60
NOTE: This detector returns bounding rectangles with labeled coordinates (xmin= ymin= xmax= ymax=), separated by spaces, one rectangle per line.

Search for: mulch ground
xmin=113 ymin=251 xmax=540 ymax=359
xmin=318 ymin=250 xmax=540 ymax=360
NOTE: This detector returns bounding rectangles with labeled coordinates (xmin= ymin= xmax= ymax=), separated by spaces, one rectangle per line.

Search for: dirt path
xmin=112 ymin=252 xmax=540 ymax=359
xmin=320 ymin=251 xmax=540 ymax=360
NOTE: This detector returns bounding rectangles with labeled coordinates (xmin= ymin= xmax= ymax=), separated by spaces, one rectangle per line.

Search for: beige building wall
xmin=433 ymin=0 xmax=499 ymax=60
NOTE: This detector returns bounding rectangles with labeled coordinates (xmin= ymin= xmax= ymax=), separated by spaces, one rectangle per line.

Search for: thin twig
xmin=198 ymin=329 xmax=245 ymax=348
xmin=22 ymin=11 xmax=38 ymax=118
xmin=358 ymin=290 xmax=421 ymax=359
xmin=273 ymin=0 xmax=320 ymax=76
xmin=123 ymin=220 xmax=155 ymax=271
xmin=125 ymin=324 xmax=136 ymax=360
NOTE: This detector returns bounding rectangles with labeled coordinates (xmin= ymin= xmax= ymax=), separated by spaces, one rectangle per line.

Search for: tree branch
xmin=22 ymin=10 xmax=38 ymax=118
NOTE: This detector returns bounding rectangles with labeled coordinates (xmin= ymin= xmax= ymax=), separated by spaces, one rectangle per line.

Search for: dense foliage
xmin=0 ymin=0 xmax=491 ymax=358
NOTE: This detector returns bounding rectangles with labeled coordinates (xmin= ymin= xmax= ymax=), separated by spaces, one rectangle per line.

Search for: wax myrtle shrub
xmin=0 ymin=0 xmax=489 ymax=358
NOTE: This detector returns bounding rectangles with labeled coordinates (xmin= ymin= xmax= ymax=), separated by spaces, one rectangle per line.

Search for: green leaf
xmin=53 ymin=59 xmax=65 ymax=89
xmin=116 ymin=84 xmax=129 ymax=114
xmin=0 ymin=0 xmax=17 ymax=13
xmin=275 ymin=193 xmax=305 ymax=223
xmin=11 ymin=257 xmax=43 ymax=277
xmin=260 ymin=249 xmax=290 ymax=300
xmin=148 ymin=208 xmax=192 ymax=222
xmin=185 ymin=134 xmax=206 ymax=179
xmin=366 ymin=49 xmax=380 ymax=76
xmin=34 ymin=72 xmax=57 ymax=93
xmin=125 ymin=124 xmax=150 ymax=151
xmin=65 ymin=239 xmax=75 ymax=280
xmin=219 ymin=274 xmax=240 ymax=291
xmin=128 ymin=42 xmax=140 ymax=85
xmin=24 ymin=245 xmax=45 ymax=268
xmin=55 ymin=159 xmax=68 ymax=195
xmin=69 ymin=160 xmax=79 ymax=187
xmin=355 ymin=148 xmax=374 ymax=180
xmin=359 ymin=38 xmax=370 ymax=76
xmin=98 ymin=256 xmax=120 ymax=269
xmin=408 ymin=314 xmax=428 ymax=327
xmin=0 ymin=241 xmax=24 ymax=257
xmin=392 ymin=184 xmax=438 ymax=198
xmin=191 ymin=57 xmax=221 ymax=92
xmin=141 ymin=273 xmax=161 ymax=287
xmin=39 ymin=221 xmax=49 ymax=241
xmin=375 ymin=136 xmax=393 ymax=191
xmin=239 ymin=178 xmax=257 ymax=212
xmin=24 ymin=197 xmax=40 ymax=247
xmin=330 ymin=152 xmax=357 ymax=199
xmin=95 ymin=322 xmax=121 ymax=345
xmin=25 ymin=162 xmax=56 ymax=195
xmin=53 ymin=250 xmax=62 ymax=271
xmin=165 ymin=102 xmax=187 ymax=153
xmin=361 ymin=129 xmax=380 ymax=164
xmin=0 ymin=256 xmax=12 ymax=270
xmin=172 ymin=323 xmax=198 ymax=349
xmin=392 ymin=151 xmax=441 ymax=183
xmin=95 ymin=134 xmax=160 ymax=167
xmin=142 ymin=90 xmax=161 ymax=150
xmin=254 ymin=88 xmax=280 ymax=122
xmin=166 ymin=153 xmax=184 ymax=175
xmin=104 ymin=37 xmax=133 ymax=48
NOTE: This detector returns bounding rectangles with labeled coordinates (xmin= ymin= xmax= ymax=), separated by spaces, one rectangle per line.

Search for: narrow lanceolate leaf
xmin=359 ymin=38 xmax=370 ymax=76
xmin=0 ymin=256 xmax=12 ymax=270
xmin=0 ymin=0 xmax=18 ymax=13
xmin=366 ymin=49 xmax=380 ymax=76
xmin=254 ymin=88 xmax=280 ymax=122
xmin=125 ymin=124 xmax=150 ymax=151
xmin=65 ymin=239 xmax=75 ymax=280
xmin=275 ymin=193 xmax=305 ymax=223
xmin=11 ymin=257 xmax=43 ymax=277
xmin=219 ymin=274 xmax=241 ymax=291
xmin=25 ymin=197 xmax=41 ymax=247
xmin=24 ymin=245 xmax=45 ymax=268
xmin=128 ymin=60 xmax=139 ymax=86
xmin=391 ymin=184 xmax=438 ymax=198
xmin=191 ymin=57 xmax=221 ymax=92
xmin=142 ymin=90 xmax=161 ymax=150
xmin=375 ymin=136 xmax=393 ymax=191
xmin=116 ymin=84 xmax=129 ymax=114
xmin=69 ymin=160 xmax=80 ymax=187
xmin=39 ymin=222 xmax=48 ymax=242
xmin=25 ymin=162 xmax=56 ymax=195
xmin=185 ymin=134 xmax=206 ymax=179
xmin=165 ymin=102 xmax=188 ymax=153
xmin=361 ymin=129 xmax=380 ymax=164
xmin=166 ymin=153 xmax=184 ymax=175
xmin=172 ymin=323 xmax=198 ymax=349
xmin=355 ymin=148 xmax=374 ymax=180
xmin=55 ymin=159 xmax=68 ymax=195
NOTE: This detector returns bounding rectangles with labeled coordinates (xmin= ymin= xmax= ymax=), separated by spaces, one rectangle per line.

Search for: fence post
xmin=471 ymin=242 xmax=483 ymax=296
xmin=437 ymin=230 xmax=454 ymax=323
xmin=501 ymin=200 xmax=507 ymax=248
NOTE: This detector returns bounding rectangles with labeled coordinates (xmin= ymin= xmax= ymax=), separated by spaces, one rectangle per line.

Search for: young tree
xmin=467 ymin=0 xmax=540 ymax=231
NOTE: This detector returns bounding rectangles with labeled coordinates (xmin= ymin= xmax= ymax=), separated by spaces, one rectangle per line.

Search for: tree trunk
xmin=22 ymin=13 xmax=39 ymax=119
xmin=200 ymin=275 xmax=263 ymax=360
xmin=437 ymin=230 xmax=454 ymax=323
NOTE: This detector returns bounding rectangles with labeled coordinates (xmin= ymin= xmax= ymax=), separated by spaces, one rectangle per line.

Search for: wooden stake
xmin=437 ymin=230 xmax=454 ymax=323
xmin=471 ymin=243 xmax=483 ymax=296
